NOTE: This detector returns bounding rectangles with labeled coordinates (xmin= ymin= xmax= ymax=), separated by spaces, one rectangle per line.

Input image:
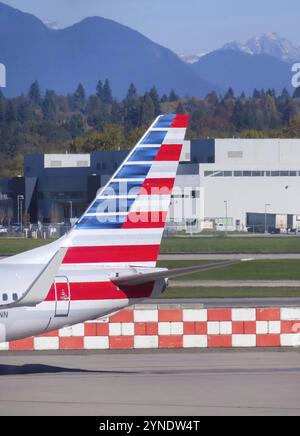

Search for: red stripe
xmin=63 ymin=245 xmax=160 ymax=264
xmin=171 ymin=114 xmax=189 ymax=128
xmin=155 ymin=144 xmax=182 ymax=161
xmin=139 ymin=178 xmax=175 ymax=195
xmin=123 ymin=211 xmax=167 ymax=229
xmin=46 ymin=281 xmax=154 ymax=301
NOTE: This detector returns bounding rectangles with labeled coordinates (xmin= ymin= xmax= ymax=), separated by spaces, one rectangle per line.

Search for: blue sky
xmin=2 ymin=0 xmax=300 ymax=54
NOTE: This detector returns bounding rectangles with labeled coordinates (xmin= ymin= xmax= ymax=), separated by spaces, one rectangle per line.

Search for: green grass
xmin=0 ymin=235 xmax=299 ymax=256
xmin=161 ymin=287 xmax=300 ymax=299
xmin=157 ymin=259 xmax=300 ymax=281
xmin=160 ymin=236 xmax=300 ymax=254
xmin=0 ymin=238 xmax=51 ymax=255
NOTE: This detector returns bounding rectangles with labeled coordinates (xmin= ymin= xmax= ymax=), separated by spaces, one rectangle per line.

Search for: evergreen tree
xmin=126 ymin=83 xmax=138 ymax=100
xmin=17 ymin=99 xmax=32 ymax=123
xmin=140 ymin=93 xmax=155 ymax=125
xmin=71 ymin=83 xmax=86 ymax=112
xmin=224 ymin=87 xmax=235 ymax=100
xmin=102 ymin=79 xmax=113 ymax=104
xmin=281 ymin=88 xmax=290 ymax=99
xmin=96 ymin=80 xmax=104 ymax=100
xmin=253 ymin=89 xmax=261 ymax=99
xmin=67 ymin=114 xmax=85 ymax=137
xmin=149 ymin=86 xmax=161 ymax=116
xmin=42 ymin=90 xmax=57 ymax=121
xmin=28 ymin=80 xmax=42 ymax=106
xmin=161 ymin=94 xmax=168 ymax=103
xmin=124 ymin=83 xmax=140 ymax=129
xmin=232 ymin=100 xmax=245 ymax=130
xmin=293 ymin=87 xmax=300 ymax=99
xmin=169 ymin=89 xmax=179 ymax=102
xmin=5 ymin=100 xmax=17 ymax=123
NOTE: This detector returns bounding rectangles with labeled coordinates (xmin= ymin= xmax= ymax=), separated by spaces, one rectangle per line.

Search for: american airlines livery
xmin=0 ymin=114 xmax=236 ymax=344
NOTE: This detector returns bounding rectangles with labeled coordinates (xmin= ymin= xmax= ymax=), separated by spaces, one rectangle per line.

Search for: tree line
xmin=0 ymin=79 xmax=300 ymax=177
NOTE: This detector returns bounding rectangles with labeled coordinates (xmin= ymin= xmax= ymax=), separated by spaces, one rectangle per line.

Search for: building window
xmin=76 ymin=160 xmax=89 ymax=167
xmin=205 ymin=169 xmax=299 ymax=178
xmin=228 ymin=151 xmax=243 ymax=158
xmin=50 ymin=161 xmax=62 ymax=168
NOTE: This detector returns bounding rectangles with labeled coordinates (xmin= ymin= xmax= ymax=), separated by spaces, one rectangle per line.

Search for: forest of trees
xmin=1 ymin=79 xmax=300 ymax=177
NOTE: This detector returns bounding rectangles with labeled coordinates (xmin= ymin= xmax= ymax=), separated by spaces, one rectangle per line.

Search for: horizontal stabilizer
xmin=1 ymin=247 xmax=68 ymax=308
xmin=112 ymin=260 xmax=242 ymax=286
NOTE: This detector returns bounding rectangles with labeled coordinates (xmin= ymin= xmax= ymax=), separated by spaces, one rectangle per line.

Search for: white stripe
xmin=148 ymin=161 xmax=179 ymax=179
xmin=164 ymin=128 xmax=186 ymax=142
xmin=61 ymin=261 xmax=157 ymax=269
xmin=70 ymin=228 xmax=163 ymax=246
xmin=85 ymin=212 xmax=128 ymax=217
xmin=112 ymin=178 xmax=144 ymax=183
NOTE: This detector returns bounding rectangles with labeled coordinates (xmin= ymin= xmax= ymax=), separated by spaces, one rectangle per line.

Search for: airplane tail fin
xmin=63 ymin=114 xmax=189 ymax=267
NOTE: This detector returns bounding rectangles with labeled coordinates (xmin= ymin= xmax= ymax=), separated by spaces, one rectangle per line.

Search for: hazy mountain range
xmin=0 ymin=2 xmax=298 ymax=98
xmin=0 ymin=2 xmax=216 ymax=98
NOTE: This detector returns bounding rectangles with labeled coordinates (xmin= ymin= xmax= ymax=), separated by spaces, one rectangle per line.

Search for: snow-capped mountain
xmin=178 ymin=53 xmax=206 ymax=64
xmin=222 ymin=33 xmax=300 ymax=63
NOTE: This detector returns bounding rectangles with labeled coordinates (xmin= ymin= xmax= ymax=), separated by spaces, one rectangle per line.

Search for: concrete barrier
xmin=2 ymin=304 xmax=300 ymax=351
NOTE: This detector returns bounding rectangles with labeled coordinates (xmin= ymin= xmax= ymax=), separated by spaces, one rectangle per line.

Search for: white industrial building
xmin=169 ymin=138 xmax=300 ymax=233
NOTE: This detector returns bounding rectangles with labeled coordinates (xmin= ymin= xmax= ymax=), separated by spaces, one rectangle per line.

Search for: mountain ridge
xmin=191 ymin=49 xmax=293 ymax=96
xmin=222 ymin=32 xmax=300 ymax=63
xmin=0 ymin=2 xmax=218 ymax=98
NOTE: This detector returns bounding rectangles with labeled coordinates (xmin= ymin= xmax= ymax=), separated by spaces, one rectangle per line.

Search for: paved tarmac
xmin=0 ymin=351 xmax=300 ymax=416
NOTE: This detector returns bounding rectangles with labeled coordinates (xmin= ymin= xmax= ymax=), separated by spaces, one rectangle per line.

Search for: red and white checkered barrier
xmin=2 ymin=304 xmax=300 ymax=351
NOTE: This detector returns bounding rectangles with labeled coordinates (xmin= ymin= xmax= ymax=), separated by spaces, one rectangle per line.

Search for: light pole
xmin=69 ymin=201 xmax=73 ymax=223
xmin=224 ymin=200 xmax=228 ymax=233
xmin=17 ymin=195 xmax=24 ymax=233
xmin=264 ymin=203 xmax=271 ymax=234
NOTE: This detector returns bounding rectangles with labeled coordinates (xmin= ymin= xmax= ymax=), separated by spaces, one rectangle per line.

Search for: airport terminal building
xmin=172 ymin=138 xmax=300 ymax=232
xmin=1 ymin=138 xmax=300 ymax=232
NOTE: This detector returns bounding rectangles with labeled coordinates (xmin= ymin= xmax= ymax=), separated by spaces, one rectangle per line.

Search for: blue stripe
xmin=128 ymin=147 xmax=160 ymax=162
xmin=141 ymin=131 xmax=167 ymax=145
xmin=115 ymin=164 xmax=151 ymax=179
xmin=87 ymin=198 xmax=135 ymax=214
xmin=102 ymin=181 xmax=143 ymax=196
xmin=154 ymin=115 xmax=175 ymax=128
xmin=76 ymin=215 xmax=125 ymax=230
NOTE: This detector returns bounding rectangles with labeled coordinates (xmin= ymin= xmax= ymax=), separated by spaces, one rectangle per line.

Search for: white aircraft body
xmin=0 ymin=114 xmax=237 ymax=344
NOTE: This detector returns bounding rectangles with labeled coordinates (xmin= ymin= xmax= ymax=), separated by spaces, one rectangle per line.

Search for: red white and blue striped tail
xmin=64 ymin=114 xmax=189 ymax=267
